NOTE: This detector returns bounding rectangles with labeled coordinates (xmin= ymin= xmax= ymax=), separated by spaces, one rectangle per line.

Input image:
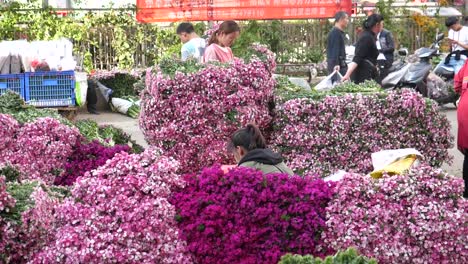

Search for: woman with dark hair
xmin=203 ymin=20 xmax=240 ymax=63
xmin=228 ymin=124 xmax=293 ymax=175
xmin=342 ymin=14 xmax=383 ymax=84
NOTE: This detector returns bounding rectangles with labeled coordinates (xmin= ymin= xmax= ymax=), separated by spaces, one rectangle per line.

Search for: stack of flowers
xmin=2 ymin=184 xmax=61 ymax=263
xmin=272 ymin=89 xmax=453 ymax=175
xmin=172 ymin=166 xmax=335 ymax=264
xmin=322 ymin=165 xmax=467 ymax=263
xmin=33 ymin=148 xmax=192 ymax=263
xmin=0 ymin=115 xmax=81 ymax=184
xmin=54 ymin=140 xmax=131 ymax=186
xmin=140 ymin=45 xmax=276 ymax=173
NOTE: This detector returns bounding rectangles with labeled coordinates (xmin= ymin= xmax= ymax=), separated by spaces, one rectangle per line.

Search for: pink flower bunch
xmin=3 ymin=185 xmax=60 ymax=263
xmin=273 ymin=89 xmax=453 ymax=175
xmin=140 ymin=52 xmax=276 ymax=173
xmin=322 ymin=165 xmax=467 ymax=263
xmin=12 ymin=117 xmax=81 ymax=184
xmin=0 ymin=115 xmax=81 ymax=184
xmin=33 ymin=148 xmax=192 ymax=263
xmin=0 ymin=114 xmax=20 ymax=162
xmin=172 ymin=166 xmax=336 ymax=264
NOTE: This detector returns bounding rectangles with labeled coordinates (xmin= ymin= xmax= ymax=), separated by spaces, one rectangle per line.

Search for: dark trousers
xmin=87 ymin=79 xmax=98 ymax=113
xmin=464 ymin=153 xmax=468 ymax=198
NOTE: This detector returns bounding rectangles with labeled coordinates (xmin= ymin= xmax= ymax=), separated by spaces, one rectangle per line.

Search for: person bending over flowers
xmin=228 ymin=124 xmax=293 ymax=175
xmin=203 ymin=20 xmax=240 ymax=63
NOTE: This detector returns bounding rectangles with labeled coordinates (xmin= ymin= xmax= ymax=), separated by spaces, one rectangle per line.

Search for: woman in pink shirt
xmin=203 ymin=21 xmax=240 ymax=63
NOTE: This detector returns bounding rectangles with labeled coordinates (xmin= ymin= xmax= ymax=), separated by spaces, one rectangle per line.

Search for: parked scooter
xmin=381 ymin=33 xmax=459 ymax=106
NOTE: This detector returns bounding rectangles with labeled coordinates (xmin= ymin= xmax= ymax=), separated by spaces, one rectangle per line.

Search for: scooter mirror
xmin=398 ymin=48 xmax=408 ymax=56
xmin=436 ymin=33 xmax=445 ymax=42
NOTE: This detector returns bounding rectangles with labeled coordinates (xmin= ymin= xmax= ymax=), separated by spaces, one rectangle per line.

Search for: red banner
xmin=137 ymin=0 xmax=353 ymax=23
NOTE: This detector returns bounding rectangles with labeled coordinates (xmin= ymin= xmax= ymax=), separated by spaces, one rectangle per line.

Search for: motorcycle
xmin=381 ymin=33 xmax=460 ymax=106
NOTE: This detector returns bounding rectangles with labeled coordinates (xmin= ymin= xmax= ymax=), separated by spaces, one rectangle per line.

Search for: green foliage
xmin=0 ymin=91 xmax=72 ymax=125
xmin=98 ymin=73 xmax=140 ymax=98
xmin=276 ymin=80 xmax=383 ymax=102
xmin=158 ymin=57 xmax=206 ymax=77
xmin=278 ymin=248 xmax=378 ymax=264
xmin=74 ymin=119 xmax=144 ymax=153
xmin=0 ymin=165 xmax=20 ymax=183
xmin=0 ymin=180 xmax=69 ymax=224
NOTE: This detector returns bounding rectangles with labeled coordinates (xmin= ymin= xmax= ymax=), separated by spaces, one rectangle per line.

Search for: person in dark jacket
xmin=342 ymin=14 xmax=383 ymax=84
xmin=326 ymin=11 xmax=350 ymax=76
xmin=228 ymin=124 xmax=293 ymax=176
xmin=376 ymin=24 xmax=395 ymax=83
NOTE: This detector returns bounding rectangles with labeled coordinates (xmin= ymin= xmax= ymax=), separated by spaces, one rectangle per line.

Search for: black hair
xmin=228 ymin=124 xmax=266 ymax=152
xmin=445 ymin=17 xmax=459 ymax=28
xmin=176 ymin=22 xmax=195 ymax=34
xmin=363 ymin=14 xmax=384 ymax=30
xmin=334 ymin=11 xmax=348 ymax=23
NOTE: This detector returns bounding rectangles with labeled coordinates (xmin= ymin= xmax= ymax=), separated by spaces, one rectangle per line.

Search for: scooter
xmin=381 ymin=33 xmax=459 ymax=106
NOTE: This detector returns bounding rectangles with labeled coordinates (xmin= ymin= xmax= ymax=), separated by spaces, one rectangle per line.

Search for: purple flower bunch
xmin=34 ymin=148 xmax=192 ymax=263
xmin=273 ymin=89 xmax=453 ymax=175
xmin=140 ymin=50 xmax=276 ymax=173
xmin=172 ymin=166 xmax=336 ymax=264
xmin=54 ymin=140 xmax=131 ymax=186
xmin=0 ymin=115 xmax=81 ymax=184
xmin=322 ymin=165 xmax=467 ymax=263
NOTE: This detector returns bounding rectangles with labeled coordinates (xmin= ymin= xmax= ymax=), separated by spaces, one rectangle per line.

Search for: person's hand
xmin=448 ymin=38 xmax=459 ymax=45
xmin=341 ymin=74 xmax=351 ymax=82
xmin=333 ymin=65 xmax=340 ymax=72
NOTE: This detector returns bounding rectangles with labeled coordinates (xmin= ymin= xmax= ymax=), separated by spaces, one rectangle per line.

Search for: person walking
xmin=342 ymin=14 xmax=383 ymax=84
xmin=376 ymin=23 xmax=395 ymax=83
xmin=326 ymin=11 xmax=350 ymax=76
xmin=176 ymin=22 xmax=206 ymax=62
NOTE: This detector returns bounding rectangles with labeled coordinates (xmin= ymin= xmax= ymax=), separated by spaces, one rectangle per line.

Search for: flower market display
xmin=273 ymin=88 xmax=453 ymax=175
xmin=33 ymin=148 xmax=192 ymax=263
xmin=171 ymin=166 xmax=335 ymax=264
xmin=322 ymin=165 xmax=467 ymax=263
xmin=140 ymin=45 xmax=276 ymax=173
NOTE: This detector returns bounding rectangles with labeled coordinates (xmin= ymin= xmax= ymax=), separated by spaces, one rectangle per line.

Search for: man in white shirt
xmin=441 ymin=17 xmax=468 ymax=74
xmin=176 ymin=23 xmax=206 ymax=62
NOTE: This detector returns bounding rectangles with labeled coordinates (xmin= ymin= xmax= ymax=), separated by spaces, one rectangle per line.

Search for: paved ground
xmin=76 ymin=106 xmax=463 ymax=177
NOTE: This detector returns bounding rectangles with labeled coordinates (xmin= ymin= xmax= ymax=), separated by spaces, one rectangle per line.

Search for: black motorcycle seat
xmin=434 ymin=66 xmax=454 ymax=78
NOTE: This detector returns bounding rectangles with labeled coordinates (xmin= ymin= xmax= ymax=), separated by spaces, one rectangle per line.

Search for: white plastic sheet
xmin=315 ymin=70 xmax=342 ymax=91
xmin=371 ymin=148 xmax=423 ymax=172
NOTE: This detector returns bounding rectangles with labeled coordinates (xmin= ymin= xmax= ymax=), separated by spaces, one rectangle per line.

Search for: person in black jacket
xmin=342 ymin=14 xmax=383 ymax=84
xmin=376 ymin=24 xmax=395 ymax=83
xmin=326 ymin=11 xmax=350 ymax=76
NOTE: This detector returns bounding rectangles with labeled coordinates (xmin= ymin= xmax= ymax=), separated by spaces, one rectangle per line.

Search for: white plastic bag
xmin=315 ymin=70 xmax=342 ymax=91
xmin=110 ymin=97 xmax=133 ymax=115
xmin=371 ymin=148 xmax=423 ymax=172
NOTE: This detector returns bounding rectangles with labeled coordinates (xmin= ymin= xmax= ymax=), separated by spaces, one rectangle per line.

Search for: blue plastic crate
xmin=25 ymin=71 xmax=76 ymax=107
xmin=0 ymin=73 xmax=25 ymax=98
